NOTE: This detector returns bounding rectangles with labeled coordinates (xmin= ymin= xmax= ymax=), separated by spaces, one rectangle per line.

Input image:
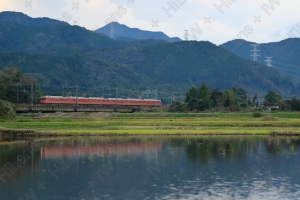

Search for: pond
xmin=0 ymin=136 xmax=300 ymax=200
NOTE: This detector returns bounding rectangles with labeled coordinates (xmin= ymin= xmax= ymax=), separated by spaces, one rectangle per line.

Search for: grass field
xmin=0 ymin=112 xmax=300 ymax=135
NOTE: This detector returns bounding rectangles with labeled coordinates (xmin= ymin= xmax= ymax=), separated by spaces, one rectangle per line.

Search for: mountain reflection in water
xmin=0 ymin=136 xmax=300 ymax=200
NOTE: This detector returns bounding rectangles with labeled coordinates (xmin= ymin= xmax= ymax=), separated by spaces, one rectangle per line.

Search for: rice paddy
xmin=0 ymin=112 xmax=300 ymax=135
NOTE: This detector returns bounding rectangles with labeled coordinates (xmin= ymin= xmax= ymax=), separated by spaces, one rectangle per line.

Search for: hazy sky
xmin=1 ymin=0 xmax=300 ymax=45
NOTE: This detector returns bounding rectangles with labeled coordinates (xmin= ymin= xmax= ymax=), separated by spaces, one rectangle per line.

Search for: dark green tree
xmin=0 ymin=99 xmax=16 ymax=119
xmin=221 ymin=90 xmax=239 ymax=111
xmin=185 ymin=86 xmax=197 ymax=103
xmin=252 ymin=94 xmax=258 ymax=105
xmin=197 ymin=82 xmax=210 ymax=111
xmin=290 ymin=97 xmax=300 ymax=111
xmin=208 ymin=89 xmax=223 ymax=108
xmin=264 ymin=91 xmax=281 ymax=106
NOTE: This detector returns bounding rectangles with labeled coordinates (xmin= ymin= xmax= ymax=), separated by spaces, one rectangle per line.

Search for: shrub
xmin=253 ymin=112 xmax=262 ymax=118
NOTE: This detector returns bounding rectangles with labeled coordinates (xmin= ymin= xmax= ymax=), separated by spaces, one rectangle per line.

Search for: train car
xmin=40 ymin=96 xmax=162 ymax=107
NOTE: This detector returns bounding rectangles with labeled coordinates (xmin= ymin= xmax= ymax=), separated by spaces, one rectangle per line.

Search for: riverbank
xmin=0 ymin=112 xmax=300 ymax=136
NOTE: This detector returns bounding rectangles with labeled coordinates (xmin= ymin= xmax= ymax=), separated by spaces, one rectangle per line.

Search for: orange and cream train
xmin=40 ymin=96 xmax=162 ymax=107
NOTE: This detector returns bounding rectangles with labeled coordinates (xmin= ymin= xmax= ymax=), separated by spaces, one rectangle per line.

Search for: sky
xmin=1 ymin=0 xmax=300 ymax=45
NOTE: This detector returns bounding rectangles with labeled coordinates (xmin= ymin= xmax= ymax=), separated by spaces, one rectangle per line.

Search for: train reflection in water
xmin=40 ymin=142 xmax=162 ymax=159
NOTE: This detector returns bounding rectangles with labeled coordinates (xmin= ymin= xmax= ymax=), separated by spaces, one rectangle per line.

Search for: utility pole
xmin=17 ymin=80 xmax=20 ymax=103
xmin=103 ymin=87 xmax=104 ymax=98
xmin=116 ymin=88 xmax=118 ymax=106
xmin=31 ymin=82 xmax=33 ymax=105
xmin=155 ymin=89 xmax=158 ymax=107
xmin=247 ymin=94 xmax=248 ymax=108
xmin=76 ymin=84 xmax=78 ymax=107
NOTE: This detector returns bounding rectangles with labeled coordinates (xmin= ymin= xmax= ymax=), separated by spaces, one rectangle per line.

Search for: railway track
xmin=15 ymin=104 xmax=142 ymax=113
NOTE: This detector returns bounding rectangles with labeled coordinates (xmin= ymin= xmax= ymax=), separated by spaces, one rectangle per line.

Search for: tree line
xmin=0 ymin=68 xmax=40 ymax=104
xmin=169 ymin=82 xmax=300 ymax=112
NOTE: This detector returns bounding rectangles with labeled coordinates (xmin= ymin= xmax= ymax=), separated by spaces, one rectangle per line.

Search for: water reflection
xmin=0 ymin=136 xmax=300 ymax=200
xmin=41 ymin=142 xmax=162 ymax=159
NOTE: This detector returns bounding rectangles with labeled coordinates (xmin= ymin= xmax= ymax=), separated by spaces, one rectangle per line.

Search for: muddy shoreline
xmin=1 ymin=129 xmax=300 ymax=138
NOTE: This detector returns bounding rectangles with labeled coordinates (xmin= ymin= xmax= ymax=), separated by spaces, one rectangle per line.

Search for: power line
xmin=273 ymin=61 xmax=300 ymax=69
xmin=272 ymin=65 xmax=300 ymax=73
xmin=250 ymin=44 xmax=260 ymax=62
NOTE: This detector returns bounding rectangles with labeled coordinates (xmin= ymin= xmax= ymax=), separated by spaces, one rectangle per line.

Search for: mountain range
xmin=220 ymin=39 xmax=300 ymax=81
xmin=0 ymin=11 xmax=68 ymax=27
xmin=0 ymin=11 xmax=299 ymax=100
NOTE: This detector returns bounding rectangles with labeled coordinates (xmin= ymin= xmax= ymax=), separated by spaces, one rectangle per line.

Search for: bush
xmin=253 ymin=112 xmax=262 ymax=118
xmin=168 ymin=101 xmax=187 ymax=112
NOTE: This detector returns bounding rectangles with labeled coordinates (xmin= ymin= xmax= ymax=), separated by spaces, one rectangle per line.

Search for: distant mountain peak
xmin=95 ymin=22 xmax=181 ymax=42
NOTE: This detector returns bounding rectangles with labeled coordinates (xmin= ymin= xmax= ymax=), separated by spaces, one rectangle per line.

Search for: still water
xmin=0 ymin=136 xmax=300 ymax=200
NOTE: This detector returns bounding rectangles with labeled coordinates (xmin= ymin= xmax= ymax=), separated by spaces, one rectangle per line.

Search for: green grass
xmin=1 ymin=112 xmax=300 ymax=135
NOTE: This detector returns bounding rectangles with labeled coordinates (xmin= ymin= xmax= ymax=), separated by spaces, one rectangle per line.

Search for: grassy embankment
xmin=0 ymin=112 xmax=300 ymax=135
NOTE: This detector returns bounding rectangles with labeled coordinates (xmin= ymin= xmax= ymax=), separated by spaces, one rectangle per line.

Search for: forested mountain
xmin=0 ymin=11 xmax=299 ymax=100
xmin=0 ymin=11 xmax=68 ymax=27
xmin=221 ymin=39 xmax=300 ymax=81
xmin=221 ymin=38 xmax=300 ymax=62
xmin=95 ymin=22 xmax=181 ymax=42
xmin=0 ymin=41 xmax=299 ymax=98
xmin=0 ymin=52 xmax=145 ymax=97
xmin=0 ymin=21 xmax=169 ymax=54
xmin=0 ymin=22 xmax=126 ymax=53
xmin=92 ymin=41 xmax=299 ymax=96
